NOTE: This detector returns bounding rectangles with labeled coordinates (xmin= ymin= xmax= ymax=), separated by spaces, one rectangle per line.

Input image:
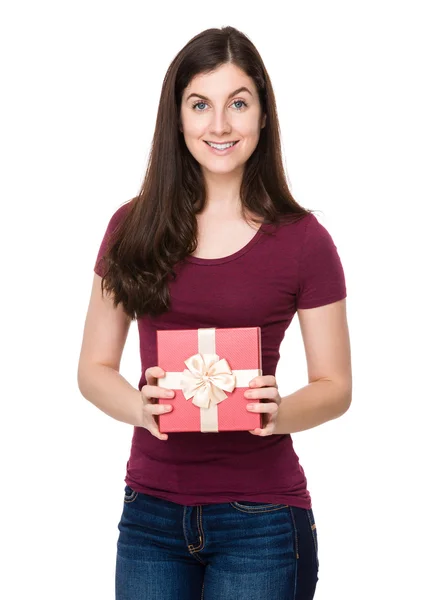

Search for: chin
xmin=202 ymin=162 xmax=243 ymax=175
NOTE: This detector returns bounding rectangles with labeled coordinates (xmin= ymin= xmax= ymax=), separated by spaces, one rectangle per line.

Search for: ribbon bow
xmin=179 ymin=353 xmax=236 ymax=409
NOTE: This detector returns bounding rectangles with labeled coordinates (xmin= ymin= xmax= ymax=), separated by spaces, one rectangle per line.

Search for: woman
xmin=78 ymin=26 xmax=352 ymax=600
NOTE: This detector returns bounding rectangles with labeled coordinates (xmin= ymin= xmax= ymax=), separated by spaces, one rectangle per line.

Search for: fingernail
xmin=165 ymin=390 xmax=174 ymax=397
xmin=247 ymin=404 xmax=255 ymax=410
xmin=164 ymin=406 xmax=172 ymax=412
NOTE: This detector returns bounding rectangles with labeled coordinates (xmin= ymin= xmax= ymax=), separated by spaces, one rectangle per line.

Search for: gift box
xmin=156 ymin=327 xmax=262 ymax=433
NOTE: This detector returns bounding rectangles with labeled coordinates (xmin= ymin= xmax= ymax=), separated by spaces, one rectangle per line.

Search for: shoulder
xmin=300 ymin=213 xmax=342 ymax=255
xmin=108 ymin=200 xmax=133 ymax=225
xmin=280 ymin=212 xmax=329 ymax=236
xmin=275 ymin=212 xmax=341 ymax=253
xmin=103 ymin=200 xmax=134 ymax=236
xmin=262 ymin=212 xmax=315 ymax=243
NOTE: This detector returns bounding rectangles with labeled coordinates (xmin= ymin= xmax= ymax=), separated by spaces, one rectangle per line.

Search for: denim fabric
xmin=116 ymin=485 xmax=319 ymax=599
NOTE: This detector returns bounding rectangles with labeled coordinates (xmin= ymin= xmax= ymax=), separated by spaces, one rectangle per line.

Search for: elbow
xmin=77 ymin=364 xmax=87 ymax=397
xmin=337 ymin=380 xmax=352 ymax=414
xmin=320 ymin=377 xmax=352 ymax=415
xmin=77 ymin=360 xmax=95 ymax=396
xmin=77 ymin=360 xmax=119 ymax=396
xmin=77 ymin=355 xmax=89 ymax=392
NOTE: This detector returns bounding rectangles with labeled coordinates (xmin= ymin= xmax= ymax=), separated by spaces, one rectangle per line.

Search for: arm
xmin=274 ymin=298 xmax=352 ymax=434
xmin=77 ymin=273 xmax=143 ymax=427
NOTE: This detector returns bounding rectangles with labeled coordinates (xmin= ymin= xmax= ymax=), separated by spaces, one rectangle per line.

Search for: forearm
xmin=273 ymin=380 xmax=351 ymax=435
xmin=77 ymin=364 xmax=143 ymax=427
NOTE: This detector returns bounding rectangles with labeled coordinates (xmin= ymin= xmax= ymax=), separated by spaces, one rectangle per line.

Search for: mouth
xmin=204 ymin=140 xmax=239 ymax=149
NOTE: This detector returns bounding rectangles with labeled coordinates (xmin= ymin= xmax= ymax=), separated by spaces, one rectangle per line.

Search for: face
xmin=179 ymin=63 xmax=266 ymax=176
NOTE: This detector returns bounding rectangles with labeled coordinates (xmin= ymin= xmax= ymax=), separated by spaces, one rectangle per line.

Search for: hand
xmin=245 ymin=375 xmax=282 ymax=436
xmin=140 ymin=366 xmax=174 ymax=441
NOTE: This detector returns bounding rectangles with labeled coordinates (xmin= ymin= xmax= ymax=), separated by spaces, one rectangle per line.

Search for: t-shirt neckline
xmin=184 ymin=222 xmax=266 ymax=265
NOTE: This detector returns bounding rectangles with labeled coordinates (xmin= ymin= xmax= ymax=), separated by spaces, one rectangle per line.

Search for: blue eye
xmin=233 ymin=100 xmax=247 ymax=110
xmin=192 ymin=99 xmax=248 ymax=111
xmin=192 ymin=101 xmax=207 ymax=111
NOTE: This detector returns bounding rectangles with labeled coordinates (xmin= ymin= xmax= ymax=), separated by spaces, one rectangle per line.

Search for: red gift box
xmin=156 ymin=327 xmax=262 ymax=433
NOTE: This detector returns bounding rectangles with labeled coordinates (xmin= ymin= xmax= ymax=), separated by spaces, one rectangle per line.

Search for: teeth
xmin=206 ymin=141 xmax=237 ymax=149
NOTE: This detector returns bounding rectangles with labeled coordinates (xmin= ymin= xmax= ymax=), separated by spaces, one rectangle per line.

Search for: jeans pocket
xmin=307 ymin=508 xmax=319 ymax=568
xmin=230 ymin=500 xmax=289 ymax=513
xmin=123 ymin=484 xmax=138 ymax=504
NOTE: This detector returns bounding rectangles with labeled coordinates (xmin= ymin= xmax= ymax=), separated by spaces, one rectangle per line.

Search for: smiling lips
xmin=205 ymin=141 xmax=238 ymax=145
xmin=204 ymin=140 xmax=239 ymax=151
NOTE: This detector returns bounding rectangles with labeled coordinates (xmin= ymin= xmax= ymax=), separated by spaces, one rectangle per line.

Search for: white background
xmin=1 ymin=1 xmax=434 ymax=598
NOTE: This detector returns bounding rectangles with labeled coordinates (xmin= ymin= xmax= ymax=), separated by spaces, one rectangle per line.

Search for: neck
xmin=201 ymin=167 xmax=244 ymax=216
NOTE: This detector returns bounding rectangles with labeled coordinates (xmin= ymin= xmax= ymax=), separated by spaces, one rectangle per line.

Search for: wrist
xmin=132 ymin=390 xmax=145 ymax=427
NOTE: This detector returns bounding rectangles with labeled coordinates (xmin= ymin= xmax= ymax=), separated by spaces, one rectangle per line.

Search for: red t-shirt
xmin=94 ymin=202 xmax=347 ymax=508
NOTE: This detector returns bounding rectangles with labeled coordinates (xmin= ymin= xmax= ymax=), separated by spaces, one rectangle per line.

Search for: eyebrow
xmin=185 ymin=86 xmax=253 ymax=102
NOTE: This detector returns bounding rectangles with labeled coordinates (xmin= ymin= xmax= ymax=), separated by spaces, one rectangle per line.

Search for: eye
xmin=233 ymin=100 xmax=247 ymax=111
xmin=192 ymin=101 xmax=207 ymax=111
xmin=192 ymin=99 xmax=248 ymax=112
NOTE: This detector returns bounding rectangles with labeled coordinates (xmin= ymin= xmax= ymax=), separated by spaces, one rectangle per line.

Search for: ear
xmin=261 ymin=114 xmax=267 ymax=129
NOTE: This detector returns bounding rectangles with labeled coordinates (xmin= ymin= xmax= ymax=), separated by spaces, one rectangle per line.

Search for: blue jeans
xmin=116 ymin=484 xmax=319 ymax=599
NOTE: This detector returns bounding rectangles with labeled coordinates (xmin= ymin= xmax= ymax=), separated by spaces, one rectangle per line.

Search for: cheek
xmin=180 ymin=114 xmax=203 ymax=137
xmin=238 ymin=120 xmax=262 ymax=141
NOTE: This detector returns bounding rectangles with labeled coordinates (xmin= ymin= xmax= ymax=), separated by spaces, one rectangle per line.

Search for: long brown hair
xmin=99 ymin=26 xmax=316 ymax=320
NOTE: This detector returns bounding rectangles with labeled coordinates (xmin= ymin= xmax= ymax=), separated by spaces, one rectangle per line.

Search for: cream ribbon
xmin=159 ymin=328 xmax=262 ymax=432
xmin=180 ymin=353 xmax=236 ymax=408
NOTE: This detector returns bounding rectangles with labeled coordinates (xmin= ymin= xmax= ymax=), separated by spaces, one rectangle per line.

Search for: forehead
xmin=183 ymin=64 xmax=256 ymax=98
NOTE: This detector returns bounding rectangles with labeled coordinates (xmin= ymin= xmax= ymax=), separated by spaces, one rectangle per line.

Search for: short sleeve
xmin=296 ymin=214 xmax=347 ymax=309
xmin=94 ymin=202 xmax=131 ymax=277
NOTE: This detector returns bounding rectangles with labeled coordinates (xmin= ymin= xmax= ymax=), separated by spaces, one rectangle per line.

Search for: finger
xmin=144 ymin=403 xmax=173 ymax=415
xmin=141 ymin=384 xmax=175 ymax=401
xmin=246 ymin=402 xmax=279 ymax=413
xmin=145 ymin=366 xmax=166 ymax=386
xmin=249 ymin=375 xmax=277 ymax=388
xmin=258 ymin=423 xmax=275 ymax=436
xmin=249 ymin=411 xmax=269 ymax=434
xmin=146 ymin=423 xmax=169 ymax=441
xmin=248 ymin=420 xmax=275 ymax=436
xmin=244 ymin=387 xmax=280 ymax=401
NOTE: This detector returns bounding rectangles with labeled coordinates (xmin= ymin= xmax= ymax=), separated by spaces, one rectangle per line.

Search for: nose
xmin=209 ymin=107 xmax=231 ymax=137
